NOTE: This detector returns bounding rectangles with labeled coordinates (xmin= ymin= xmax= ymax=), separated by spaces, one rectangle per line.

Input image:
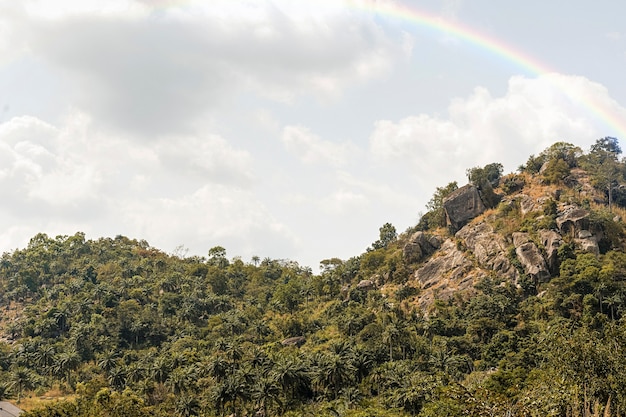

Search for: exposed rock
xmin=356 ymin=279 xmax=375 ymax=290
xmin=540 ymin=229 xmax=562 ymax=274
xmin=281 ymin=336 xmax=306 ymax=347
xmin=512 ymin=232 xmax=530 ymax=247
xmin=556 ymin=205 xmax=590 ymax=236
xmin=443 ymin=185 xmax=486 ymax=232
xmin=413 ymin=239 xmax=480 ymax=310
xmin=456 ymin=222 xmax=519 ymax=283
xmin=403 ymin=232 xmax=441 ymax=264
xmin=513 ymin=232 xmax=551 ymax=283
xmin=414 ymin=240 xmax=473 ymax=290
xmin=519 ymin=195 xmax=535 ymax=215
xmin=577 ymin=236 xmax=599 ymax=256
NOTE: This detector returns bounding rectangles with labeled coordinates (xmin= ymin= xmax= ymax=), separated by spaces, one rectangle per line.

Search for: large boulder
xmin=540 ymin=229 xmax=562 ymax=274
xmin=512 ymin=232 xmax=551 ymax=283
xmin=403 ymin=232 xmax=442 ymax=263
xmin=443 ymin=185 xmax=487 ymax=232
xmin=281 ymin=336 xmax=306 ymax=347
xmin=414 ymin=240 xmax=473 ymax=290
xmin=556 ymin=206 xmax=590 ymax=236
xmin=413 ymin=239 xmax=481 ymax=311
xmin=456 ymin=222 xmax=519 ymax=283
xmin=356 ymin=279 xmax=375 ymax=290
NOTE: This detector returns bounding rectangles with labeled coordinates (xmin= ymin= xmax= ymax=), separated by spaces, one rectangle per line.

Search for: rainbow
xmin=156 ymin=0 xmax=626 ymax=139
xmin=350 ymin=1 xmax=626 ymax=139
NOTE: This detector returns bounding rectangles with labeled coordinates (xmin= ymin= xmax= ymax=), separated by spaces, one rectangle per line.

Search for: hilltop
xmin=2 ymin=138 xmax=626 ymax=416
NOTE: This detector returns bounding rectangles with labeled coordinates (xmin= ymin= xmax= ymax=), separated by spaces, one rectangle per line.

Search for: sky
xmin=1 ymin=0 xmax=625 ymax=270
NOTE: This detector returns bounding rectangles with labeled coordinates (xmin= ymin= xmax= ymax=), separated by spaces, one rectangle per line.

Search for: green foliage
xmin=500 ymin=174 xmax=526 ymax=195
xmin=466 ymin=163 xmax=503 ymax=188
xmin=417 ymin=182 xmax=458 ymax=231
xmin=522 ymin=142 xmax=582 ymax=174
xmin=370 ymin=223 xmax=398 ymax=251
xmin=580 ymin=137 xmax=626 ymax=209
xmin=10 ymin=139 xmax=626 ymax=417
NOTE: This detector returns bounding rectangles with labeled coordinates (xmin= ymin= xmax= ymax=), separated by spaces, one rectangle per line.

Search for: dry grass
xmin=14 ymin=387 xmax=76 ymax=412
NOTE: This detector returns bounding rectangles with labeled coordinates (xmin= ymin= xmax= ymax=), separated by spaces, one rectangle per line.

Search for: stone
xmin=403 ymin=231 xmax=441 ymax=263
xmin=519 ymin=195 xmax=535 ymax=215
xmin=443 ymin=184 xmax=486 ymax=232
xmin=414 ymin=240 xmax=473 ymax=291
xmin=540 ymin=229 xmax=562 ymax=274
xmin=512 ymin=232 xmax=530 ymax=247
xmin=356 ymin=279 xmax=375 ymax=290
xmin=281 ymin=336 xmax=306 ymax=347
xmin=456 ymin=222 xmax=519 ymax=283
xmin=556 ymin=205 xmax=590 ymax=236
xmin=577 ymin=237 xmax=599 ymax=256
xmin=514 ymin=239 xmax=551 ymax=283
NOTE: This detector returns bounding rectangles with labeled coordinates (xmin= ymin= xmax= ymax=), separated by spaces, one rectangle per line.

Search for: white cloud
xmin=369 ymin=74 xmax=620 ymax=188
xmin=9 ymin=0 xmax=407 ymax=136
xmin=120 ymin=184 xmax=299 ymax=259
xmin=281 ymin=125 xmax=358 ymax=166
xmin=156 ymin=134 xmax=255 ymax=187
xmin=606 ymin=31 xmax=623 ymax=41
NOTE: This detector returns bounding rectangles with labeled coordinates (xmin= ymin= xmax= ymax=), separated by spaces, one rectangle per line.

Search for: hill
xmin=2 ymin=138 xmax=626 ymax=416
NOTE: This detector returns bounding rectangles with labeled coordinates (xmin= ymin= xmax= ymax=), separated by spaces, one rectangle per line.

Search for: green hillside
xmin=2 ymin=138 xmax=626 ymax=416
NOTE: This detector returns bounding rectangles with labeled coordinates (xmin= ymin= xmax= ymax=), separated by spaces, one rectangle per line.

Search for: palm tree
xmin=175 ymin=394 xmax=200 ymax=417
xmin=33 ymin=344 xmax=56 ymax=375
xmin=97 ymin=350 xmax=120 ymax=373
xmin=251 ymin=376 xmax=282 ymax=416
xmin=8 ymin=366 xmax=35 ymax=402
xmin=271 ymin=355 xmax=309 ymax=406
xmin=107 ymin=366 xmax=127 ymax=391
xmin=311 ymin=352 xmax=355 ymax=400
xmin=53 ymin=349 xmax=81 ymax=387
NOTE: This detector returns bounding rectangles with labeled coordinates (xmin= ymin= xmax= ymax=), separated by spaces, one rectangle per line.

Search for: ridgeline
xmin=3 ymin=138 xmax=626 ymax=416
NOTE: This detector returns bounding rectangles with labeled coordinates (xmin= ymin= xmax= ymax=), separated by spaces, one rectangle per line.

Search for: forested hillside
xmin=3 ymin=138 xmax=626 ymax=416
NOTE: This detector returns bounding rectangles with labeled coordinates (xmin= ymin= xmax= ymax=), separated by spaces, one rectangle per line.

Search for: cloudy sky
xmin=1 ymin=0 xmax=625 ymax=269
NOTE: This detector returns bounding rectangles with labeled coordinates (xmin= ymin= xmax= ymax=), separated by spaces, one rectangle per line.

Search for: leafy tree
xmin=582 ymin=137 xmax=624 ymax=210
xmin=466 ymin=162 xmax=503 ymax=188
xmin=417 ymin=182 xmax=458 ymax=230
xmin=370 ymin=223 xmax=398 ymax=250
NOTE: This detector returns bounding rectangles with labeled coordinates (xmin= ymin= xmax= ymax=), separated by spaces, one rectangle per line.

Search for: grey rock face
xmin=443 ymin=185 xmax=486 ymax=232
xmin=414 ymin=240 xmax=473 ymax=290
xmin=356 ymin=279 xmax=375 ymax=290
xmin=556 ymin=206 xmax=590 ymax=236
xmin=512 ymin=232 xmax=551 ymax=283
xmin=456 ymin=222 xmax=519 ymax=283
xmin=540 ymin=229 xmax=562 ymax=274
xmin=518 ymin=195 xmax=536 ymax=215
xmin=281 ymin=336 xmax=306 ymax=347
xmin=403 ymin=232 xmax=442 ymax=264
xmin=577 ymin=236 xmax=599 ymax=256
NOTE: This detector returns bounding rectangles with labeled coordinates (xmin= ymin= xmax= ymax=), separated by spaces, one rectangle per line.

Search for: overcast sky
xmin=1 ymin=0 xmax=625 ymax=269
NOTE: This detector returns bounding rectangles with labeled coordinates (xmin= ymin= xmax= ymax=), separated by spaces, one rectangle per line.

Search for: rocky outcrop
xmin=403 ymin=232 xmax=442 ymax=263
xmin=456 ymin=222 xmax=519 ymax=283
xmin=556 ymin=206 xmax=590 ymax=236
xmin=413 ymin=239 xmax=480 ymax=310
xmin=540 ymin=229 xmax=562 ymax=274
xmin=414 ymin=240 xmax=473 ymax=290
xmin=577 ymin=231 xmax=599 ymax=255
xmin=443 ymin=185 xmax=486 ymax=232
xmin=555 ymin=205 xmax=601 ymax=255
xmin=519 ymin=194 xmax=536 ymax=215
xmin=356 ymin=279 xmax=375 ymax=290
xmin=281 ymin=336 xmax=306 ymax=347
xmin=512 ymin=232 xmax=551 ymax=283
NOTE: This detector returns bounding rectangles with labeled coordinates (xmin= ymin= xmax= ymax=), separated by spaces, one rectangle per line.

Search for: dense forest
xmin=2 ymin=138 xmax=626 ymax=416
